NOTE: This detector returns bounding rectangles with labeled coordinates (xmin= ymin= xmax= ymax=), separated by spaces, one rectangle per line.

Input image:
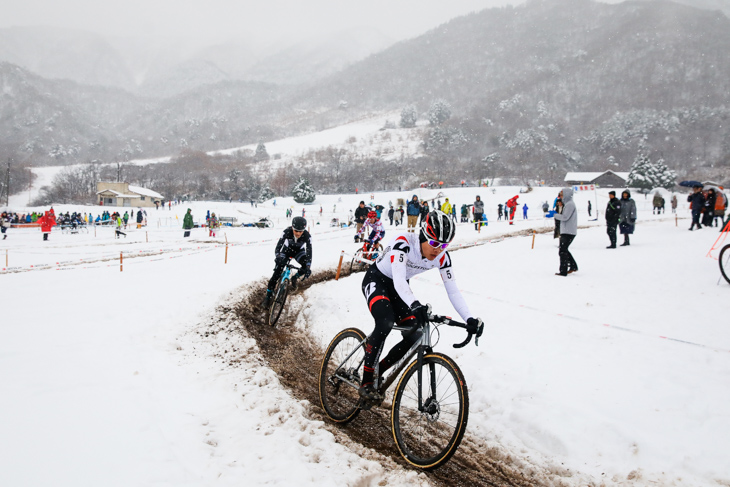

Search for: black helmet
xmin=292 ymin=216 xmax=307 ymax=231
xmin=420 ymin=210 xmax=455 ymax=244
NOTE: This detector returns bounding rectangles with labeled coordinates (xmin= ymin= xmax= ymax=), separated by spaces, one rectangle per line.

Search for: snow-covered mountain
xmin=0 ymin=26 xmax=136 ymax=90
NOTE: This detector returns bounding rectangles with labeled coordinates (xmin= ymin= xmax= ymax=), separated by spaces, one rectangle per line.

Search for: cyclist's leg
xmin=267 ymin=252 xmax=290 ymax=290
xmin=378 ymin=312 xmax=422 ymax=375
xmin=360 ymin=268 xmax=397 ymax=388
xmin=291 ymin=249 xmax=308 ymax=287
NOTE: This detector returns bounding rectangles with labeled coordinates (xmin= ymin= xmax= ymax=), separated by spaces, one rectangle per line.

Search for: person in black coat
xmin=702 ymin=188 xmax=716 ymax=228
xmin=354 ymin=201 xmax=370 ymax=241
xmin=687 ymin=185 xmax=705 ymax=231
xmin=605 ymin=191 xmax=622 ymax=248
xmin=419 ymin=201 xmax=430 ymax=224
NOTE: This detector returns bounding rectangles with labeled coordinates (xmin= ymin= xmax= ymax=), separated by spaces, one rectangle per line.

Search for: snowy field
xmin=2 ymin=185 xmax=729 ymax=486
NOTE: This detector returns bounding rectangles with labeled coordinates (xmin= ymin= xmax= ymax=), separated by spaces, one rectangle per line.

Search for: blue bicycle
xmin=268 ymin=260 xmax=301 ymax=326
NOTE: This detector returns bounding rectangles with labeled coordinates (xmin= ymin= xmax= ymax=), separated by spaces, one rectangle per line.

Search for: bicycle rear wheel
xmin=391 ymin=352 xmax=469 ymax=470
xmin=319 ymin=328 xmax=367 ymax=423
xmin=720 ymin=244 xmax=730 ymax=284
xmin=268 ymin=278 xmax=288 ymax=326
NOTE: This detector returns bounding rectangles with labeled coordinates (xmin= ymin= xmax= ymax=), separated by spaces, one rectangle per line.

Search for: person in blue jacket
xmin=523 ymin=204 xmax=529 ymax=219
xmin=406 ymin=195 xmax=421 ymax=233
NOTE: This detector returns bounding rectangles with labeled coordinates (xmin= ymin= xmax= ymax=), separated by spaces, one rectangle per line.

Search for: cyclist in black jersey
xmin=262 ymin=216 xmax=312 ymax=307
xmin=358 ymin=210 xmax=483 ymax=402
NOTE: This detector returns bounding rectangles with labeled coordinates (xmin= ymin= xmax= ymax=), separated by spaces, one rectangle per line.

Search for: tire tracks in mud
xmin=211 ymin=260 xmax=576 ymax=487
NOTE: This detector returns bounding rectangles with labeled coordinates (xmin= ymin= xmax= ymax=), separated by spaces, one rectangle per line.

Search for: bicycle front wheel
xmin=268 ymin=278 xmax=288 ymax=326
xmin=350 ymin=249 xmax=364 ymax=273
xmin=319 ymin=328 xmax=367 ymax=423
xmin=391 ymin=352 xmax=469 ymax=470
xmin=720 ymin=244 xmax=730 ymax=284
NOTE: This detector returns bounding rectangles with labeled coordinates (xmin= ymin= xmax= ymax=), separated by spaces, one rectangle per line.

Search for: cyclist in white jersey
xmin=358 ymin=210 xmax=483 ymax=402
xmin=355 ymin=210 xmax=386 ymax=252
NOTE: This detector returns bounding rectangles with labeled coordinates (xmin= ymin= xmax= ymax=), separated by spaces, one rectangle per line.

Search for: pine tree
xmin=258 ymin=185 xmax=275 ymax=203
xmin=292 ymin=177 xmax=315 ymax=203
xmin=652 ymin=158 xmax=677 ymax=190
xmin=626 ymin=153 xmax=654 ymax=191
xmin=427 ymin=100 xmax=452 ymax=126
xmin=254 ymin=142 xmax=269 ymax=162
xmin=400 ymin=105 xmax=418 ymax=128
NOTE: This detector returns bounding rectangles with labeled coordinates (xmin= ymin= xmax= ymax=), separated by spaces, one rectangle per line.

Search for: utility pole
xmin=116 ymin=160 xmax=121 ymax=182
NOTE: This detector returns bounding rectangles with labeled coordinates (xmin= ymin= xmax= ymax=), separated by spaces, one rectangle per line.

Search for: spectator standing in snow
xmin=619 ymin=190 xmax=637 ymax=245
xmin=420 ymin=200 xmax=430 ymax=225
xmin=115 ymin=215 xmax=126 ymax=239
xmin=38 ymin=209 xmax=56 ymax=241
xmin=473 ymin=195 xmax=484 ymax=232
xmin=497 ymin=203 xmax=503 ymax=220
xmin=605 ymin=191 xmax=621 ymax=249
xmin=136 ymin=209 xmax=143 ymax=229
xmin=671 ymin=194 xmax=678 ymax=214
xmin=553 ymin=197 xmax=563 ymax=239
xmin=687 ymin=185 xmax=704 ymax=230
xmin=208 ymin=212 xmax=219 ymax=237
xmin=183 ymin=208 xmax=194 ymax=238
xmin=702 ymin=188 xmax=716 ymax=228
xmin=506 ymin=196 xmax=519 ymax=225
xmin=1 ymin=212 xmax=10 ymax=239
xmin=653 ymin=193 xmax=663 ymax=215
xmin=550 ymin=188 xmax=578 ymax=276
xmin=587 ymin=200 xmax=592 ymax=217
xmin=441 ymin=198 xmax=452 ymax=216
xmin=406 ymin=195 xmax=421 ymax=232
xmin=388 ymin=206 xmax=394 ymax=225
xmin=355 ymin=201 xmax=369 ymax=239
xmin=522 ymin=204 xmax=529 ymax=219
xmin=394 ymin=206 xmax=403 ymax=226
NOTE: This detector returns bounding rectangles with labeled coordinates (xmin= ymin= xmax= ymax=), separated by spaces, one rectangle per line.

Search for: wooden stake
xmin=224 ymin=233 xmax=229 ymax=264
xmin=335 ymin=250 xmax=344 ymax=280
xmin=675 ymin=214 xmax=678 ymax=227
xmin=146 ymin=231 xmax=148 ymax=243
xmin=5 ymin=249 xmax=7 ymax=267
xmin=531 ymin=230 xmax=536 ymax=249
xmin=120 ymin=252 xmax=123 ymax=272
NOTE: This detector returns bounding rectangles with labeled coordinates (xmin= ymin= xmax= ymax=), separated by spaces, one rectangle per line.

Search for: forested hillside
xmin=2 ymin=0 xmax=729 ymax=188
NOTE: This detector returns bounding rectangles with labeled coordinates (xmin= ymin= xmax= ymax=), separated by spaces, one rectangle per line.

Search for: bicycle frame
xmin=332 ymin=322 xmax=435 ymax=412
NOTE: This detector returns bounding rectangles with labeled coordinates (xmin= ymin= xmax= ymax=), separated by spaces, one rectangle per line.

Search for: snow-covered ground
xmin=2 ymin=185 xmax=729 ymax=486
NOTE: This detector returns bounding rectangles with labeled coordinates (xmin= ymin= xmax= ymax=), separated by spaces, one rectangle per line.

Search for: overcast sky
xmin=1 ymin=0 xmax=528 ymax=48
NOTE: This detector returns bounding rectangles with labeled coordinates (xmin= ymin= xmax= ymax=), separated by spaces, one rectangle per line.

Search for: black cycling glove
xmin=467 ymin=317 xmax=484 ymax=337
xmin=410 ymin=301 xmax=431 ymax=326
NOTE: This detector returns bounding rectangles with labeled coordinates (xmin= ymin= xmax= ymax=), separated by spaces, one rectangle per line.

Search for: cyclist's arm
xmin=439 ymin=253 xmax=473 ymax=322
xmin=305 ymin=234 xmax=313 ymax=265
xmin=274 ymin=232 xmax=287 ymax=254
xmin=373 ymin=222 xmax=385 ymax=241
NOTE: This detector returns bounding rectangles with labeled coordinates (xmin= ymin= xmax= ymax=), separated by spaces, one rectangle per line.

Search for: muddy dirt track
xmin=209 ymin=256 xmax=577 ymax=487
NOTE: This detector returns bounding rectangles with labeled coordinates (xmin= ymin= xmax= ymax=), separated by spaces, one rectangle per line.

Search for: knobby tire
xmin=268 ymin=278 xmax=288 ymax=326
xmin=319 ymin=328 xmax=367 ymax=423
xmin=720 ymin=244 xmax=730 ymax=284
xmin=391 ymin=353 xmax=469 ymax=470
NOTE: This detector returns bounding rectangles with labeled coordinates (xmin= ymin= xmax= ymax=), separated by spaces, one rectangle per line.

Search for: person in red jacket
xmin=506 ymin=196 xmax=519 ymax=225
xmin=38 ymin=209 xmax=57 ymax=241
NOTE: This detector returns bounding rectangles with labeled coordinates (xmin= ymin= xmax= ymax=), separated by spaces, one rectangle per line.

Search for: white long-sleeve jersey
xmin=374 ymin=232 xmax=473 ymax=322
xmin=357 ymin=218 xmax=385 ymax=240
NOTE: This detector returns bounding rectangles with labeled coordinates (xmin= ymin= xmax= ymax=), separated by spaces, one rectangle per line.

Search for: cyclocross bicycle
xmin=318 ymin=309 xmax=483 ymax=470
xmin=349 ymin=241 xmax=382 ymax=273
xmin=267 ymin=259 xmax=301 ymax=326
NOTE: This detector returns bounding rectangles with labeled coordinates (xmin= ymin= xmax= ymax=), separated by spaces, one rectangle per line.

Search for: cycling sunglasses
xmin=427 ymin=239 xmax=449 ymax=249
